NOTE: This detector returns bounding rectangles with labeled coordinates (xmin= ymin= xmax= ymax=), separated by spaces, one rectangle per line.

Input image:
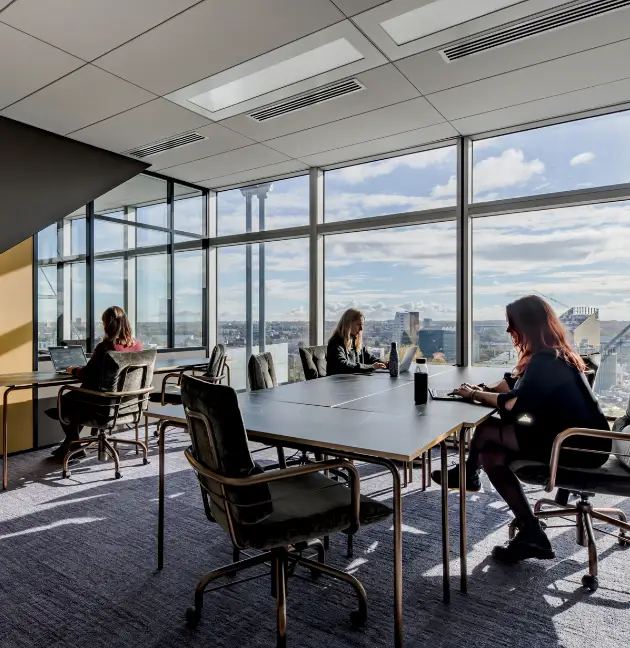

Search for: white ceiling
xmin=2 ymin=0 xmax=630 ymax=190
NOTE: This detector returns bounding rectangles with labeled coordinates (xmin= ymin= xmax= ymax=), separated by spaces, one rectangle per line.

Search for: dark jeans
xmin=465 ymin=417 xmax=536 ymax=525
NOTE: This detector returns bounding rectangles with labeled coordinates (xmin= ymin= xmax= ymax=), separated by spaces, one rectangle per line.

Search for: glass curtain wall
xmin=36 ymin=173 xmax=207 ymax=354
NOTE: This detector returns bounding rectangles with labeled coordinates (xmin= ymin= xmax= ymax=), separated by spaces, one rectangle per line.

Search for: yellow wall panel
xmin=0 ymin=239 xmax=33 ymax=454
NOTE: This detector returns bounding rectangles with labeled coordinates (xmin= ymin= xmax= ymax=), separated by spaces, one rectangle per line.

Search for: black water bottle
xmin=414 ymin=358 xmax=428 ymax=404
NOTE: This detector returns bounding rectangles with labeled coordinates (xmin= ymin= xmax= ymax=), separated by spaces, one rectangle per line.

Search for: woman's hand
xmin=373 ymin=362 xmax=387 ymax=369
xmin=452 ymin=384 xmax=477 ymax=400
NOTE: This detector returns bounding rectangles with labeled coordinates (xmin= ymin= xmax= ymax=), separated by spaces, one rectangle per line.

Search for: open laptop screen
xmin=49 ymin=346 xmax=87 ymax=372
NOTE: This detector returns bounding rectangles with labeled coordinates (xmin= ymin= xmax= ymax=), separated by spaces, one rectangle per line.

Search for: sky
xmin=39 ymin=108 xmax=630 ymax=338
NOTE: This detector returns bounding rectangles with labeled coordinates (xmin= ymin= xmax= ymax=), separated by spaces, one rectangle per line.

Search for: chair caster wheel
xmin=539 ymin=521 xmax=547 ymax=531
xmin=349 ymin=609 xmax=366 ymax=629
xmin=62 ymin=470 xmax=70 ymax=479
xmin=143 ymin=458 xmax=149 ymax=465
xmin=619 ymin=533 xmax=629 ymax=546
xmin=581 ymin=575 xmax=598 ymax=592
xmin=115 ymin=471 xmax=122 ymax=479
xmin=185 ymin=606 xmax=202 ymax=627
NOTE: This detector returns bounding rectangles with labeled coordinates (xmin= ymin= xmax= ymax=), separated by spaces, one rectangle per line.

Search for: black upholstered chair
xmin=299 ymin=345 xmax=327 ymax=380
xmin=509 ymin=426 xmax=630 ymax=591
xmin=150 ymin=343 xmax=228 ymax=406
xmin=248 ymin=351 xmax=277 ymax=390
xmin=180 ymin=375 xmax=391 ymax=646
xmin=58 ymin=349 xmax=157 ymax=479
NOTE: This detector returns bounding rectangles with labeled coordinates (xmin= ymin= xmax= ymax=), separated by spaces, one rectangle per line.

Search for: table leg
xmin=459 ymin=427 xmax=469 ymax=594
xmin=158 ymin=419 xmax=166 ymax=570
xmin=2 ymin=387 xmax=11 ymax=490
xmin=440 ymin=440 xmax=450 ymax=604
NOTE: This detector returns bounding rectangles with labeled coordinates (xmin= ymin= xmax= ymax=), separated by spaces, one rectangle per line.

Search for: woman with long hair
xmin=48 ymin=306 xmax=143 ymax=459
xmin=432 ymin=295 xmax=610 ymax=563
xmin=326 ymin=308 xmax=387 ymax=375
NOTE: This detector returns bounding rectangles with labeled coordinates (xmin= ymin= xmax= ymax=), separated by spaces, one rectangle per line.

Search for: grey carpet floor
xmin=1 ymin=428 xmax=629 ymax=648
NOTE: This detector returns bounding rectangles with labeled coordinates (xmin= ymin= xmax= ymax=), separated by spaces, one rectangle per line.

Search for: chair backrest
xmin=180 ymin=375 xmax=272 ymax=536
xmin=97 ymin=349 xmax=157 ymax=423
xmin=248 ymin=352 xmax=277 ymax=390
xmin=581 ymin=352 xmax=601 ymax=388
xmin=299 ymin=345 xmax=327 ymax=380
xmin=204 ymin=343 xmax=227 ymax=379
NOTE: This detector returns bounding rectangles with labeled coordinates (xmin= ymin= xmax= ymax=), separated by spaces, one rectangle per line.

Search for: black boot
xmin=492 ymin=519 xmax=555 ymax=563
xmin=431 ymin=464 xmax=482 ymax=492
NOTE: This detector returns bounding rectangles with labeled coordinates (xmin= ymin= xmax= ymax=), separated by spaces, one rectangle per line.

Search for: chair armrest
xmin=547 ymin=427 xmax=630 ymax=492
xmin=57 ymin=384 xmax=153 ymax=425
xmin=194 ymin=372 xmax=227 ymax=385
xmin=184 ymin=450 xmax=361 ymax=534
xmin=160 ymin=372 xmax=186 ymax=406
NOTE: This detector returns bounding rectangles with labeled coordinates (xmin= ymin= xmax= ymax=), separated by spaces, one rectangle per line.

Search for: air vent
xmin=441 ymin=0 xmax=630 ymax=62
xmin=127 ymin=132 xmax=206 ymax=158
xmin=248 ymin=78 xmax=365 ymax=122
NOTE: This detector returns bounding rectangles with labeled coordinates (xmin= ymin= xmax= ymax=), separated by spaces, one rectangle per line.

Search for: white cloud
xmin=432 ymin=149 xmax=545 ymax=198
xmin=570 ymin=152 xmax=595 ymax=166
xmin=332 ymin=148 xmax=454 ymax=185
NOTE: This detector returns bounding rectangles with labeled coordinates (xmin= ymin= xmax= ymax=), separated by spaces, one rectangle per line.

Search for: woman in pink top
xmin=48 ymin=306 xmax=143 ymax=459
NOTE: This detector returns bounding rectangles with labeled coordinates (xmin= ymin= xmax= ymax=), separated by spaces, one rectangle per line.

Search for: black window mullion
xmin=167 ymin=181 xmax=175 ymax=349
xmin=86 ymin=201 xmax=95 ymax=351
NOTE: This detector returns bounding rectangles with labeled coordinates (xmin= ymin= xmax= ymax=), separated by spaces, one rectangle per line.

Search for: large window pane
xmin=94 ymin=258 xmax=125 ymax=339
xmin=175 ymin=185 xmax=205 ymax=235
xmin=472 ymin=110 xmax=630 ymax=202
xmin=175 ymin=250 xmax=204 ymax=347
xmin=95 ymin=174 xmax=168 ymax=227
xmin=94 ymin=219 xmax=168 ymax=253
xmin=37 ymin=265 xmax=57 ymax=351
xmin=218 ymin=239 xmax=309 ymax=389
xmin=325 ymin=147 xmax=457 ymax=223
xmin=325 ymin=223 xmax=457 ymax=363
xmin=218 ymin=176 xmax=308 ymax=236
xmin=472 ymin=201 xmax=630 ymax=416
xmin=136 ymin=254 xmax=169 ymax=348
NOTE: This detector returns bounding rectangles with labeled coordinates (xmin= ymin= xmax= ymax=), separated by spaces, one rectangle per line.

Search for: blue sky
xmin=40 ymin=109 xmax=630 ymax=335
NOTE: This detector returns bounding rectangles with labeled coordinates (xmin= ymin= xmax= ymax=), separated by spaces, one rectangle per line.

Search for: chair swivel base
xmin=185 ymin=543 xmax=368 ymax=647
xmin=62 ymin=431 xmax=149 ymax=480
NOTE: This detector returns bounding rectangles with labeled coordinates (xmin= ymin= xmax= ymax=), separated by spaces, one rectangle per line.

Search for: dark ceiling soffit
xmin=0 ymin=116 xmax=150 ymax=254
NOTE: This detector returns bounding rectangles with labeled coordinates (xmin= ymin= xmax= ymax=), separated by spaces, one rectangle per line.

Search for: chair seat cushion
xmin=611 ymin=421 xmax=630 ymax=471
xmin=511 ymin=457 xmax=630 ymax=497
xmin=239 ymin=472 xmax=392 ymax=550
xmin=149 ymin=386 xmax=182 ymax=405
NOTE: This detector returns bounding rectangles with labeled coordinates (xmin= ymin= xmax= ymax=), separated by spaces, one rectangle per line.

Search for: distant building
xmin=559 ymin=307 xmax=600 ymax=352
xmin=598 ymin=353 xmax=618 ymax=391
xmin=418 ymin=329 xmax=456 ymax=363
xmin=423 ymin=317 xmax=433 ymax=329
xmin=393 ymin=311 xmax=420 ymax=346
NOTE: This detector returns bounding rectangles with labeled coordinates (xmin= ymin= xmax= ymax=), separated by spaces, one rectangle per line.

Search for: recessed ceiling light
xmin=380 ymin=0 xmax=522 ymax=45
xmin=188 ymin=38 xmax=364 ymax=113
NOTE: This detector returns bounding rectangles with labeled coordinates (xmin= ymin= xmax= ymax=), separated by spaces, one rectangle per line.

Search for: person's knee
xmin=480 ymin=450 xmax=508 ymax=473
xmin=471 ymin=420 xmax=500 ymax=452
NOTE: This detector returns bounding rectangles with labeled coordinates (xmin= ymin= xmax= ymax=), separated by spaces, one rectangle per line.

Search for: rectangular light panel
xmin=380 ymin=0 xmax=522 ymax=45
xmin=189 ymin=38 xmax=364 ymax=113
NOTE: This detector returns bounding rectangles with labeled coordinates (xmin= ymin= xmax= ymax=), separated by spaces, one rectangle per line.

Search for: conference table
xmin=145 ymin=364 xmax=506 ymax=648
xmin=0 ymin=355 xmax=209 ymax=490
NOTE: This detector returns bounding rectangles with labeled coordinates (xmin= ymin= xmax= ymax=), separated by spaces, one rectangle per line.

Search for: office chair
xmin=509 ymin=426 xmax=630 ymax=591
xmin=299 ymin=345 xmax=327 ymax=380
xmin=59 ymin=349 xmax=157 ymax=479
xmin=180 ymin=376 xmax=392 ymax=647
xmin=150 ymin=343 xmax=229 ymax=406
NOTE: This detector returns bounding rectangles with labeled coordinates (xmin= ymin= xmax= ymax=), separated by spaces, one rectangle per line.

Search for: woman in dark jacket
xmin=326 ymin=308 xmax=387 ymax=375
xmin=48 ymin=306 xmax=143 ymax=459
xmin=433 ymin=295 xmax=610 ymax=563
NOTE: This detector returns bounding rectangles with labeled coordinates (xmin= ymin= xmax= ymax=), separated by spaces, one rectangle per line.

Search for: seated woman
xmin=48 ymin=306 xmax=143 ymax=459
xmin=326 ymin=308 xmax=387 ymax=375
xmin=432 ymin=295 xmax=610 ymax=563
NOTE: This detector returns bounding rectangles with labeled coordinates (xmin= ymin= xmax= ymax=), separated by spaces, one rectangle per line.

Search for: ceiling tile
xmin=199 ymin=161 xmax=309 ymax=190
xmin=147 ymin=123 xmax=255 ymax=170
xmin=68 ymin=98 xmax=211 ymax=153
xmin=0 ymin=0 xmax=13 ymax=8
xmin=298 ymin=121 xmax=457 ymax=167
xmin=220 ymin=64 xmax=420 ymax=142
xmin=327 ymin=0 xmax=390 ymax=17
xmin=163 ymin=144 xmax=293 ymax=183
xmin=451 ymin=78 xmax=630 ymax=136
xmin=0 ymin=23 xmax=83 ymax=110
xmin=0 ymin=0 xmax=200 ymax=60
xmin=427 ymin=38 xmax=630 ymax=121
xmin=264 ymin=97 xmax=444 ymax=158
xmin=1 ymin=65 xmax=155 ymax=134
xmin=94 ymin=0 xmax=345 ymax=96
xmin=396 ymin=8 xmax=630 ymax=95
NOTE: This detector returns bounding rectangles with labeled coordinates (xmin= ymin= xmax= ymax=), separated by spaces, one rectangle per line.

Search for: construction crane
xmin=531 ymin=290 xmax=570 ymax=311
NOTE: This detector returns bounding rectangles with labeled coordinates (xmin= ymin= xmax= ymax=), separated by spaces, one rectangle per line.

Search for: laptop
xmin=49 ymin=346 xmax=87 ymax=374
xmin=429 ymin=386 xmax=465 ymax=401
xmin=374 ymin=346 xmax=418 ymax=373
